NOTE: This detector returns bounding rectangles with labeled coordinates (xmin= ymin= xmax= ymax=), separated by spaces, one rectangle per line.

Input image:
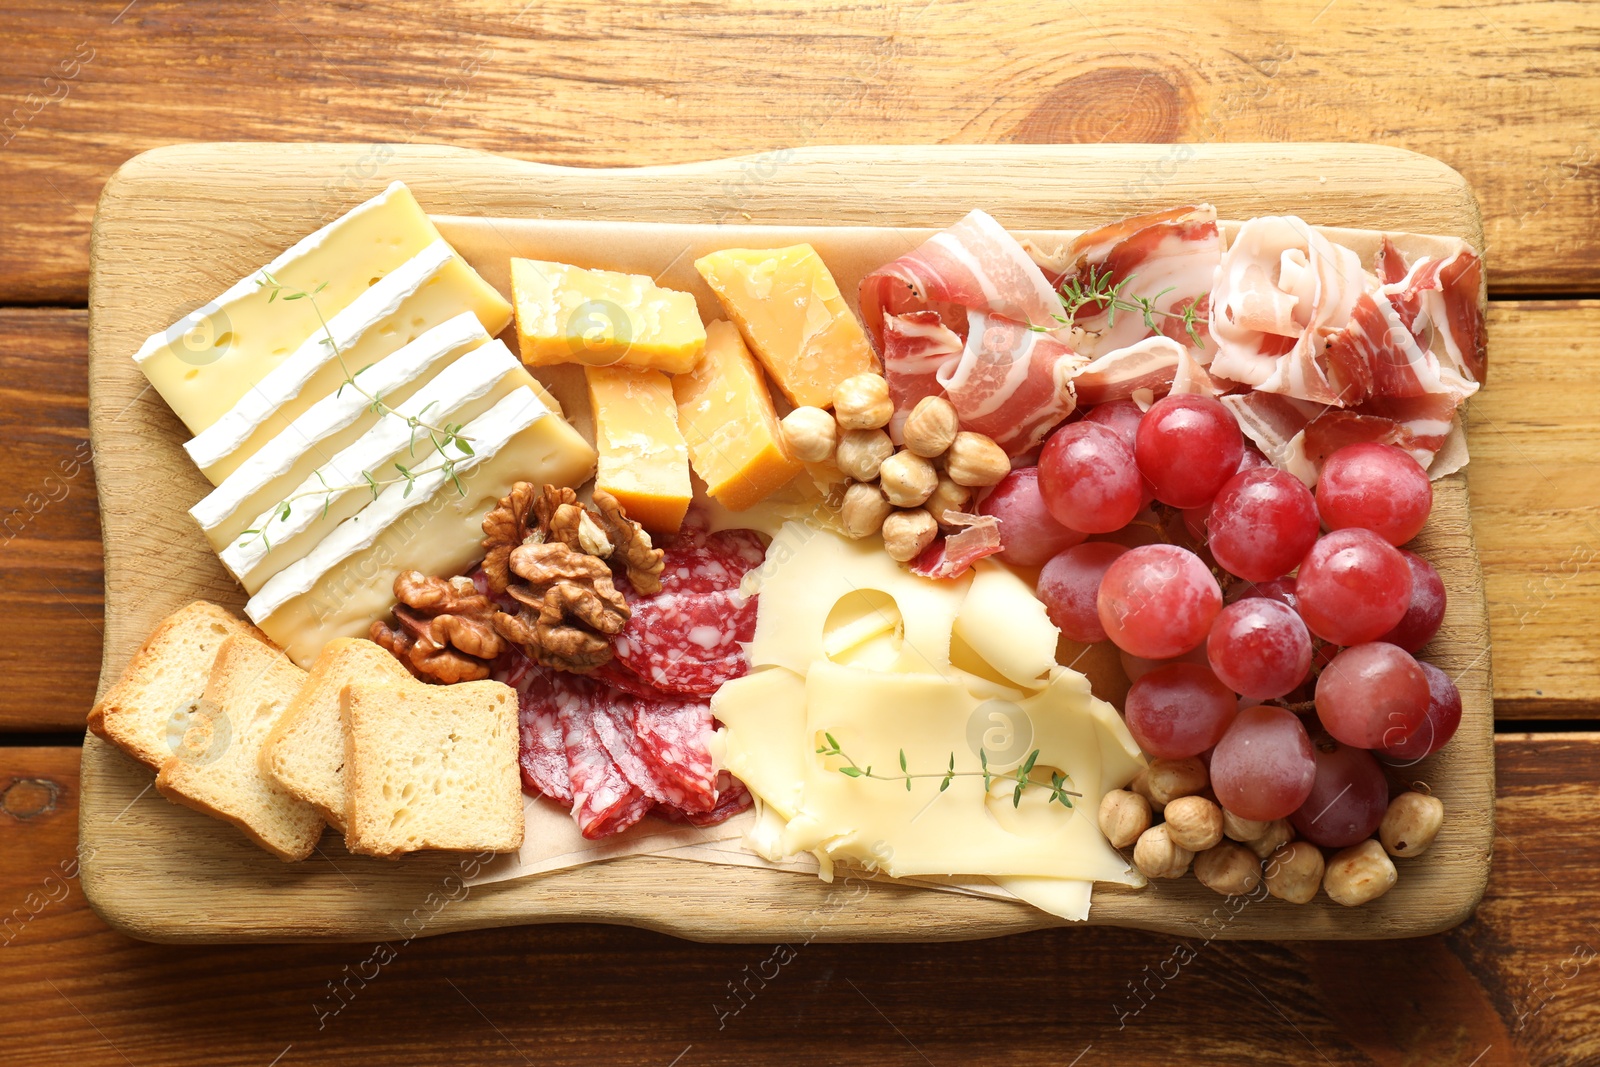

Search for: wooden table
xmin=2 ymin=2 xmax=1596 ymax=1062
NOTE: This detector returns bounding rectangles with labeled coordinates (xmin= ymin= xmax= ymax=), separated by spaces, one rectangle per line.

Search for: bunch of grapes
xmin=985 ymin=395 xmax=1462 ymax=890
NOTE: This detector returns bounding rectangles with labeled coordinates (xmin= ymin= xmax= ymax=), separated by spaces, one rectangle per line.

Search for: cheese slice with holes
xmin=185 ymin=239 xmax=512 ymax=484
xmin=189 ymin=312 xmax=492 ymax=553
xmin=221 ymin=340 xmax=547 ymax=594
xmin=135 ymin=182 xmax=442 ymax=435
xmin=952 ymin=561 xmax=1061 ymax=689
xmin=247 ymin=386 xmax=596 ymax=666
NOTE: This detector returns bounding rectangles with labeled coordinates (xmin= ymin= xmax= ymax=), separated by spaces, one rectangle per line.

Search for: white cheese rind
xmin=220 ymin=339 xmax=533 ymax=593
xmin=247 ymin=388 xmax=597 ymax=666
xmin=135 ymin=182 xmax=441 ymax=435
xmin=184 ymin=239 xmax=513 ymax=484
xmin=188 ymin=312 xmax=491 ymax=551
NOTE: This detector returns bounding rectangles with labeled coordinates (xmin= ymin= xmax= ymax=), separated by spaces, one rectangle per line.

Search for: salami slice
xmin=632 ymin=697 xmax=719 ymax=811
xmin=517 ymin=685 xmax=573 ymax=803
xmin=653 ymin=775 xmax=753 ymax=827
xmin=589 ymin=659 xmax=673 ymax=701
xmin=591 ymin=703 xmax=682 ymax=808
xmin=612 ymin=587 xmax=755 ymax=695
xmin=556 ymin=679 xmax=653 ymax=839
xmin=657 ymin=528 xmax=769 ymax=595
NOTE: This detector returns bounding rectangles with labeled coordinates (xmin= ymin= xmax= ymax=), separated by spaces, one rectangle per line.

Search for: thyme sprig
xmin=815 ymin=733 xmax=1080 ymax=809
xmin=235 ymin=274 xmax=476 ymax=551
xmin=1033 ymin=265 xmax=1208 ymax=350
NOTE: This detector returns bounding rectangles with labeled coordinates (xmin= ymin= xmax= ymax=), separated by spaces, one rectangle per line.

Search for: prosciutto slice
xmin=1052 ymin=205 xmax=1222 ymax=360
xmin=859 ymin=209 xmax=1067 ymax=345
xmin=865 ymin=213 xmax=1079 ymax=455
xmin=1208 ymin=216 xmax=1367 ymax=405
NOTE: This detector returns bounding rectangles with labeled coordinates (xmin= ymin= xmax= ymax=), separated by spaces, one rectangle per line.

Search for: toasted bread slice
xmin=155 ymin=635 xmax=323 ymax=861
xmin=261 ymin=638 xmax=414 ymax=833
xmin=343 ymin=680 xmax=523 ymax=858
xmin=88 ymin=601 xmax=269 ymax=770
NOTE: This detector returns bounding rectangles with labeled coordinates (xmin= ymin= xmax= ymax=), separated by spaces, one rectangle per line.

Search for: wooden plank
xmin=0 ymin=310 xmax=102 ymax=732
xmin=1467 ymin=301 xmax=1600 ymax=717
xmin=2 ymin=1 xmax=1598 ymax=302
xmin=3 ymin=737 xmax=1595 ymax=1065
xmin=76 ymin=144 xmax=1494 ymax=943
xmin=0 ymin=296 xmax=1589 ymax=736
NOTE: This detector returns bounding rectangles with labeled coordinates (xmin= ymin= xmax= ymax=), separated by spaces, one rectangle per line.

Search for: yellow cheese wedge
xmin=694 ymin=244 xmax=880 ymax=409
xmin=672 ymin=320 xmax=804 ymax=512
xmin=511 ymin=258 xmax=705 ymax=374
xmin=585 ymin=366 xmax=692 ymax=534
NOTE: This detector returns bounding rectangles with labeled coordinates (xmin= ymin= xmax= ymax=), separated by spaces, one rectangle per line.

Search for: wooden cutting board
xmin=81 ymin=142 xmax=1493 ymax=943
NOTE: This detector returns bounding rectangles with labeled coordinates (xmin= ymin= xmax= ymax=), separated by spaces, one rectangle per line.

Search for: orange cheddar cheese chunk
xmin=584 ymin=365 xmax=692 ymax=534
xmin=694 ymin=244 xmax=879 ymax=409
xmin=512 ymin=258 xmax=705 ymax=374
xmin=673 ymin=320 xmax=805 ymax=512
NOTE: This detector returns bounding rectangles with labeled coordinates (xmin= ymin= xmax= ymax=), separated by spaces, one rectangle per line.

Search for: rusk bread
xmin=261 ymin=638 xmax=414 ymax=832
xmin=342 ymin=680 xmax=523 ymax=858
xmin=88 ymin=600 xmax=269 ymax=770
xmin=155 ymin=635 xmax=323 ymax=861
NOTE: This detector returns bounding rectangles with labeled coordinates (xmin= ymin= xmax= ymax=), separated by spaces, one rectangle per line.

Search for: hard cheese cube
xmin=694 ymin=244 xmax=879 ymax=409
xmin=512 ymin=258 xmax=705 ymax=374
xmin=673 ymin=320 xmax=804 ymax=511
xmin=585 ymin=366 xmax=692 ymax=534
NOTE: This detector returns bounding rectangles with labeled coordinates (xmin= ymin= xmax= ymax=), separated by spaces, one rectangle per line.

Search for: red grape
xmin=1378 ymin=550 xmax=1447 ymax=652
xmin=1377 ymin=660 xmax=1463 ymax=764
xmin=1289 ymin=739 xmax=1390 ymax=847
xmin=1038 ymin=422 xmax=1143 ymax=533
xmin=1124 ymin=663 xmax=1238 ymax=759
xmin=1134 ymin=394 xmax=1244 ymax=508
xmin=1316 ymin=442 xmax=1433 ymax=545
xmin=1082 ymin=399 xmax=1144 ymax=449
xmin=1097 ymin=544 xmax=1223 ymax=659
xmin=980 ymin=467 xmax=1087 ymax=567
xmin=1206 ymin=598 xmax=1312 ymax=700
xmin=1210 ymin=706 xmax=1317 ymax=821
xmin=1036 ymin=542 xmax=1128 ymax=643
xmin=1315 ymin=642 xmax=1429 ymax=749
xmin=1296 ymin=528 xmax=1413 ymax=645
xmin=1207 ymin=468 xmax=1320 ymax=583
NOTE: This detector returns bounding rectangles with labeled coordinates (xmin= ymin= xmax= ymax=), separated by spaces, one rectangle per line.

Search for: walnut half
xmin=498 ymin=541 xmax=631 ymax=673
xmin=370 ymin=572 xmax=506 ymax=683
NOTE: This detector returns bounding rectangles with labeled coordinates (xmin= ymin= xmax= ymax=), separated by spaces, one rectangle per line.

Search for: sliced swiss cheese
xmin=511 ymin=258 xmax=705 ymax=373
xmin=673 ymin=319 xmax=803 ymax=512
xmin=746 ymin=522 xmax=970 ymax=676
xmin=185 ymin=239 xmax=512 ymax=484
xmin=247 ymin=387 xmax=596 ymax=666
xmin=190 ymin=312 xmax=491 ymax=553
xmin=694 ymin=244 xmax=880 ymax=409
xmin=135 ymin=182 xmax=442 ymax=435
xmin=222 ymin=340 xmax=541 ymax=594
xmin=952 ymin=561 xmax=1061 ymax=689
xmin=585 ymin=365 xmax=693 ymax=534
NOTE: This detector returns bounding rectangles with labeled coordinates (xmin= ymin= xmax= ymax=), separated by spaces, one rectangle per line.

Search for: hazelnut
xmin=923 ymin=476 xmax=972 ymax=527
xmin=1145 ymin=757 xmax=1209 ymax=806
xmin=902 ymin=396 xmax=959 ymax=457
xmin=1130 ymin=766 xmax=1165 ymax=816
xmin=839 ymin=481 xmax=892 ymax=539
xmin=1379 ymin=792 xmax=1444 ymax=858
xmin=1264 ymin=841 xmax=1325 ymax=904
xmin=877 ymin=450 xmax=939 ymax=507
xmin=881 ymin=508 xmax=938 ymax=563
xmin=1193 ymin=842 xmax=1263 ymax=897
xmin=1163 ymin=795 xmax=1224 ymax=852
xmin=1133 ymin=823 xmax=1193 ymax=880
xmin=1098 ymin=788 xmax=1152 ymax=849
xmin=1247 ymin=818 xmax=1294 ymax=860
xmin=944 ymin=431 xmax=1010 ymax=487
xmin=1323 ymin=839 xmax=1397 ymax=906
xmin=833 ymin=373 xmax=893 ymax=431
xmin=835 ymin=428 xmax=894 ymax=482
xmin=780 ymin=406 xmax=839 ymax=464
xmin=1222 ymin=810 xmax=1272 ymax=843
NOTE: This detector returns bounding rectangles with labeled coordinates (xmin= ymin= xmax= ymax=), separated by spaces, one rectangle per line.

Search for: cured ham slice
xmin=1071 ymin=335 xmax=1188 ymax=407
xmin=859 ymin=209 xmax=1067 ymax=346
xmin=1223 ymin=389 xmax=1466 ymax=486
xmin=911 ymin=513 xmax=1003 ymax=580
xmin=881 ymin=310 xmax=964 ymax=441
xmin=1209 ymin=216 xmax=1367 ymax=405
xmin=1053 ymin=205 xmax=1222 ymax=361
xmin=942 ymin=312 xmax=1079 ymax=453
